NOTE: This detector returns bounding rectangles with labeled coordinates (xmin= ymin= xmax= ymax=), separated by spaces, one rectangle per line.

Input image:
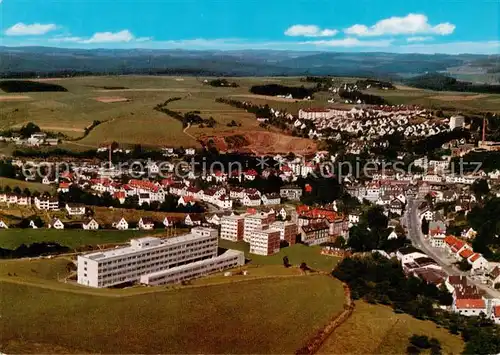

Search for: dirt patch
xmin=229 ymin=94 xmax=306 ymax=102
xmin=394 ymin=85 xmax=424 ymax=91
xmin=94 ymin=97 xmax=131 ymax=103
xmin=430 ymin=94 xmax=488 ymax=101
xmin=0 ymin=95 xmax=31 ymax=101
xmin=11 ymin=122 xmax=84 ymax=133
xmin=201 ymin=130 xmax=317 ymax=155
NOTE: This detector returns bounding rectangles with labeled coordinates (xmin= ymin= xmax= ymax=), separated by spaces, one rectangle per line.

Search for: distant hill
xmin=404 ymin=73 xmax=500 ymax=93
xmin=1 ymin=46 xmax=499 ymax=79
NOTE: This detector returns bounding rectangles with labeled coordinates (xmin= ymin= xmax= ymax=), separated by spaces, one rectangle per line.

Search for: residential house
xmin=280 ymin=185 xmax=303 ymax=201
xmin=489 ymin=266 xmax=500 ymax=288
xmin=261 ymin=193 xmax=281 ymax=206
xmin=163 ymin=216 xmax=182 ymax=228
xmin=50 ymin=218 xmax=65 ymax=230
xmin=82 ymin=219 xmax=99 ymax=230
xmin=65 ymin=203 xmax=86 ymax=216
xmin=300 ymin=221 xmax=330 ymax=246
xmin=114 ymin=191 xmax=126 ymax=204
xmin=242 ymin=194 xmax=261 ymax=207
xmin=138 ymin=217 xmax=155 ymax=230
xmin=34 ymin=196 xmax=59 ymax=211
xmin=185 ymin=214 xmax=203 ymax=226
xmin=0 ymin=220 xmax=8 ymax=229
xmin=468 ymin=253 xmax=489 ymax=274
xmin=444 ymin=236 xmax=472 ymax=259
xmin=178 ymin=196 xmax=196 ymax=206
xmin=113 ymin=218 xmax=129 ymax=230
xmin=396 ymin=246 xmax=428 ymax=264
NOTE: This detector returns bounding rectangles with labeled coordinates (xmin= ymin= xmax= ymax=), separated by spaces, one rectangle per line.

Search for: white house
xmin=261 ymin=193 xmax=281 ymax=206
xmin=113 ymin=218 xmax=129 ymax=230
xmin=468 ymin=253 xmax=489 ymax=273
xmin=396 ymin=246 xmax=428 ymax=264
xmin=50 ymin=218 xmax=65 ymax=230
xmin=242 ymin=194 xmax=261 ymax=207
xmin=0 ymin=220 xmax=8 ymax=229
xmin=138 ymin=217 xmax=155 ymax=230
xmin=65 ymin=203 xmax=86 ymax=216
xmin=82 ymin=219 xmax=99 ymax=230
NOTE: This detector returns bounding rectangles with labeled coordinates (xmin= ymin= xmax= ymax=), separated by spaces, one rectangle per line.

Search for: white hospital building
xmin=77 ymin=227 xmax=244 ymax=288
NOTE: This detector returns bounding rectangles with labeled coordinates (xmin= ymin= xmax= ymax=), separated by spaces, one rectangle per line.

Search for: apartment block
xmin=77 ymin=227 xmax=239 ymax=288
xmin=34 ymin=196 xmax=59 ymax=210
xmin=243 ymin=212 xmax=275 ymax=242
xmin=271 ymin=221 xmax=298 ymax=245
xmin=220 ymin=215 xmax=245 ymax=242
xmin=249 ymin=228 xmax=281 ymax=256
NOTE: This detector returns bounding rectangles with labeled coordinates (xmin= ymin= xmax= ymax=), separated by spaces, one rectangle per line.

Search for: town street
xmin=405 ymin=198 xmax=500 ymax=299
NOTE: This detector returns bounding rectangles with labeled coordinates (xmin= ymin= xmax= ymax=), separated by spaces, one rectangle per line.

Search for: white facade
xmin=243 ymin=213 xmax=272 ymax=242
xmin=220 ymin=215 xmax=244 ymax=242
xmin=249 ymin=228 xmax=280 ymax=256
xmin=77 ymin=227 xmax=220 ymax=288
xmin=83 ymin=219 xmax=99 ymax=230
xmin=140 ymin=249 xmax=244 ymax=285
xmin=34 ymin=196 xmax=59 ymax=210
xmin=449 ymin=115 xmax=465 ymax=130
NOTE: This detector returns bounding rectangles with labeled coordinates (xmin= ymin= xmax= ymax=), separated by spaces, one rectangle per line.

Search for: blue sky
xmin=1 ymin=0 xmax=499 ymax=54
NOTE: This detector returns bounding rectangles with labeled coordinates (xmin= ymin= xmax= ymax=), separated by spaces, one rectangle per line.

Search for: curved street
xmin=404 ymin=198 xmax=500 ymax=299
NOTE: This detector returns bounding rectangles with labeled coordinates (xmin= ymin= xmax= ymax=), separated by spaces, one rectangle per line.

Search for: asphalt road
xmin=405 ymin=198 xmax=500 ymax=299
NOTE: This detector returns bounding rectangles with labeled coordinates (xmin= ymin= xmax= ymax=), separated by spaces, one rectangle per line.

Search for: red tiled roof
xmin=455 ymin=299 xmax=485 ymax=309
xmin=493 ymin=305 xmax=500 ymax=318
xmin=244 ymin=169 xmax=258 ymax=176
xmin=114 ymin=191 xmax=126 ymax=199
xmin=128 ymin=179 xmax=159 ymax=192
xmin=459 ymin=249 xmax=474 ymax=259
xmin=469 ymin=253 xmax=481 ymax=262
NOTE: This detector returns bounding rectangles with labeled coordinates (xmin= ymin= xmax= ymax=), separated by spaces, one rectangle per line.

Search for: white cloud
xmin=5 ymin=22 xmax=58 ymax=36
xmin=81 ymin=30 xmax=134 ymax=43
xmin=406 ymin=36 xmax=433 ymax=43
xmin=345 ymin=14 xmax=455 ymax=37
xmin=285 ymin=25 xmax=338 ymax=37
xmin=304 ymin=37 xmax=393 ymax=48
xmin=49 ymin=30 xmax=146 ymax=44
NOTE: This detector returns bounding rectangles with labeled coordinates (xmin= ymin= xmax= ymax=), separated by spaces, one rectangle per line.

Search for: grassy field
xmin=369 ymin=85 xmax=500 ymax=114
xmin=3 ymin=75 xmax=498 ymax=151
xmin=219 ymin=239 xmax=340 ymax=272
xmin=0 ymin=257 xmax=345 ymax=354
xmin=0 ymin=76 xmax=318 ymax=149
xmin=0 ymin=177 xmax=54 ymax=193
xmin=0 ymin=229 xmax=155 ymax=249
xmin=318 ymin=301 xmax=464 ymax=354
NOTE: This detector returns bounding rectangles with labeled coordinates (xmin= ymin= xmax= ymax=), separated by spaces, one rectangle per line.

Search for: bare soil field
xmin=430 ymin=94 xmax=488 ymax=101
xmin=94 ymin=96 xmax=131 ymax=103
xmin=200 ymin=130 xmax=317 ymax=155
xmin=0 ymin=95 xmax=31 ymax=101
